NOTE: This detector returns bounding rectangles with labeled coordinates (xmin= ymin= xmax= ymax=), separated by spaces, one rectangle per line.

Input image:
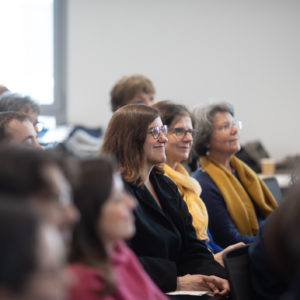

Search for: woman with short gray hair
xmin=193 ymin=103 xmax=234 ymax=157
xmin=192 ymin=102 xmax=277 ymax=248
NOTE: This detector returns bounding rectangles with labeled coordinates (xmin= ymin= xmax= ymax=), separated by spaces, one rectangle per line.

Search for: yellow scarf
xmin=200 ymin=155 xmax=277 ymax=235
xmin=163 ymin=163 xmax=209 ymax=241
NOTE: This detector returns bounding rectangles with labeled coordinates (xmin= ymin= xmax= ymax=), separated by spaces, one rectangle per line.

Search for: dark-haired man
xmin=0 ymin=111 xmax=42 ymax=150
xmin=0 ymin=92 xmax=40 ymax=133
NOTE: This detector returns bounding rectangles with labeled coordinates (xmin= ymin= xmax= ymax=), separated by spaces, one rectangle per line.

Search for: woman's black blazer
xmin=125 ymin=170 xmax=227 ymax=292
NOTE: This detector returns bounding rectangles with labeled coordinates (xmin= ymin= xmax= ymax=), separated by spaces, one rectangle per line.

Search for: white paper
xmin=166 ymin=291 xmax=211 ymax=296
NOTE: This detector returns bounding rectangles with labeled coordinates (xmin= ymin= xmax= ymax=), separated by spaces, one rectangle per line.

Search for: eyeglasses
xmin=169 ymin=127 xmax=199 ymax=138
xmin=36 ymin=122 xmax=45 ymax=133
xmin=215 ymin=120 xmax=242 ymax=131
xmin=147 ymin=125 xmax=168 ymax=139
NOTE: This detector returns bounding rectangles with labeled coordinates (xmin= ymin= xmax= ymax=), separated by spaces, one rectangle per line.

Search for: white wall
xmin=67 ymin=0 xmax=300 ymax=160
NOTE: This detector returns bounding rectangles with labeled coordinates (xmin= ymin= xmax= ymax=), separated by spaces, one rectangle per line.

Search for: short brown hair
xmin=110 ymin=75 xmax=155 ymax=112
xmin=100 ymin=104 xmax=161 ymax=185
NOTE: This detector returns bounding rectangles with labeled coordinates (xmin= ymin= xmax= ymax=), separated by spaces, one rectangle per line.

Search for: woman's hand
xmin=213 ymin=242 xmax=245 ymax=266
xmin=176 ymin=274 xmax=230 ymax=297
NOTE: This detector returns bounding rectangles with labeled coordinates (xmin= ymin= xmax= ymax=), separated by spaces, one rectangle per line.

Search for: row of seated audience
xmin=154 ymin=101 xmax=243 ymax=261
xmin=100 ymin=104 xmax=229 ymax=296
xmin=0 ymin=75 xmax=298 ymax=299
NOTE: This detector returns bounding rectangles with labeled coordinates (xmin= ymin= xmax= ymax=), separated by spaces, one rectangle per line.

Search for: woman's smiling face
xmin=143 ymin=117 xmax=168 ymax=168
xmin=165 ymin=115 xmax=193 ymax=167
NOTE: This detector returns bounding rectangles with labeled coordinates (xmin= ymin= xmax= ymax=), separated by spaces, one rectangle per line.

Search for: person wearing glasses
xmin=153 ymin=100 xmax=244 ymax=266
xmin=100 ymin=104 xmax=229 ymax=298
xmin=191 ymin=102 xmax=277 ymax=248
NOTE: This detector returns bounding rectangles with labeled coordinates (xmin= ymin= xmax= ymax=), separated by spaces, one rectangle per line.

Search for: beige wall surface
xmin=67 ymin=0 xmax=300 ymax=160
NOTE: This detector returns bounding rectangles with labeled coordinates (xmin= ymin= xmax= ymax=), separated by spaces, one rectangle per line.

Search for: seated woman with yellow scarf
xmin=191 ymin=102 xmax=277 ymax=248
xmin=153 ymin=101 xmax=243 ymax=264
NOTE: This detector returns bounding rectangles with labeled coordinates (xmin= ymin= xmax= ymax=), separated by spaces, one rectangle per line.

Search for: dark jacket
xmin=125 ymin=170 xmax=227 ymax=293
xmin=249 ymin=224 xmax=288 ymax=300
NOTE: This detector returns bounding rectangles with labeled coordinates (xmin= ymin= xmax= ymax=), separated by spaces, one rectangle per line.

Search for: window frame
xmin=39 ymin=0 xmax=67 ymax=125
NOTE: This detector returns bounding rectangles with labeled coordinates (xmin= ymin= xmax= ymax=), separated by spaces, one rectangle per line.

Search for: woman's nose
xmin=231 ymin=125 xmax=238 ymax=135
xmin=159 ymin=132 xmax=168 ymax=143
xmin=183 ymin=132 xmax=193 ymax=142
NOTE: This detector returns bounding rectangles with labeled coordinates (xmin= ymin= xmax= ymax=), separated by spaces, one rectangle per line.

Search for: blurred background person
xmin=191 ymin=102 xmax=277 ymax=247
xmin=0 ymin=112 xmax=42 ymax=150
xmin=0 ymin=200 xmax=69 ymax=300
xmin=100 ymin=104 xmax=229 ymax=297
xmin=0 ymin=84 xmax=9 ymax=96
xmin=61 ymin=74 xmax=157 ymax=158
xmin=249 ymin=174 xmax=300 ymax=300
xmin=68 ymin=156 xmax=168 ymax=300
xmin=0 ymin=146 xmax=79 ymax=243
xmin=154 ymin=100 xmax=244 ymax=266
xmin=110 ymin=74 xmax=155 ymax=112
xmin=0 ymin=92 xmax=40 ymax=134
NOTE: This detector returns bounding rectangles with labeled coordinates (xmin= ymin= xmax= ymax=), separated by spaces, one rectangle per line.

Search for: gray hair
xmin=0 ymin=111 xmax=32 ymax=142
xmin=0 ymin=92 xmax=40 ymax=115
xmin=192 ymin=102 xmax=234 ymax=156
